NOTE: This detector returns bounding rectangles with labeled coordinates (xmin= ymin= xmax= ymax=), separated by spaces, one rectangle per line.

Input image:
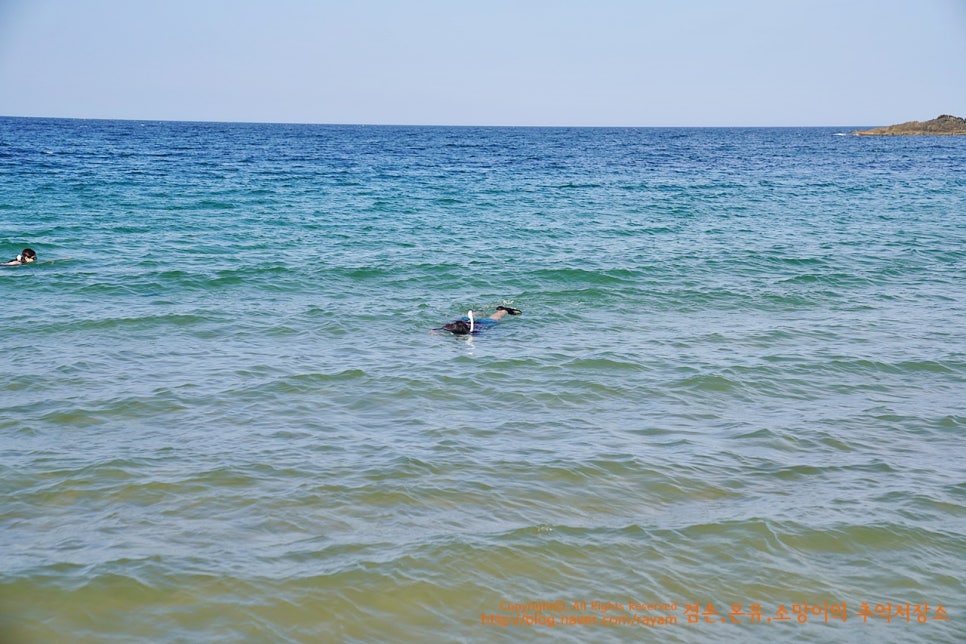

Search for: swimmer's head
xmin=19 ymin=248 xmax=36 ymax=263
xmin=441 ymin=320 xmax=472 ymax=335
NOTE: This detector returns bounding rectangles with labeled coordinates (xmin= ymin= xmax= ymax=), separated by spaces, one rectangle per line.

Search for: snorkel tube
xmin=467 ymin=310 xmax=474 ymax=334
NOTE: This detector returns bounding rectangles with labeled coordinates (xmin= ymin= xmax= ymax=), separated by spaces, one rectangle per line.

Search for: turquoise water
xmin=1 ymin=117 xmax=964 ymax=642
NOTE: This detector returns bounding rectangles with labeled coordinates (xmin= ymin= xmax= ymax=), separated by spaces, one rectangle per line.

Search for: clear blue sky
xmin=1 ymin=0 xmax=964 ymax=126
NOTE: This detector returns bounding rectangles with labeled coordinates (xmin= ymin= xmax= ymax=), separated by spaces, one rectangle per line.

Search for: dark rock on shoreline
xmin=853 ymin=114 xmax=966 ymax=136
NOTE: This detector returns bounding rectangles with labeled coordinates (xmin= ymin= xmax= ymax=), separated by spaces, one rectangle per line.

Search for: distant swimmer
xmin=1 ymin=248 xmax=37 ymax=266
xmin=434 ymin=306 xmax=522 ymax=335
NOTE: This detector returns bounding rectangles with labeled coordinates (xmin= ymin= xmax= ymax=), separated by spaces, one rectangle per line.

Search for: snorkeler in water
xmin=1 ymin=248 xmax=37 ymax=266
xmin=434 ymin=306 xmax=522 ymax=335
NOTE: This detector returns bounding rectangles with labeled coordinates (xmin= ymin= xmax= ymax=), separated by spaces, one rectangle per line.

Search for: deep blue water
xmin=1 ymin=117 xmax=964 ymax=642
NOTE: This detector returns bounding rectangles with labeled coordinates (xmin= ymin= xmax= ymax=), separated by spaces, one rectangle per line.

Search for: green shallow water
xmin=1 ymin=118 xmax=964 ymax=642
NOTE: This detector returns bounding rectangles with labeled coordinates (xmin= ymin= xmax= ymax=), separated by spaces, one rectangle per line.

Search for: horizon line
xmin=0 ymin=114 xmax=875 ymax=129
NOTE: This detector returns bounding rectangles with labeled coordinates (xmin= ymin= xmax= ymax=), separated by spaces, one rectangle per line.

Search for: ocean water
xmin=1 ymin=117 xmax=964 ymax=643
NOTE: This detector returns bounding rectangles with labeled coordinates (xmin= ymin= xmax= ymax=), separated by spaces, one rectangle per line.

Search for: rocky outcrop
xmin=853 ymin=114 xmax=966 ymax=136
